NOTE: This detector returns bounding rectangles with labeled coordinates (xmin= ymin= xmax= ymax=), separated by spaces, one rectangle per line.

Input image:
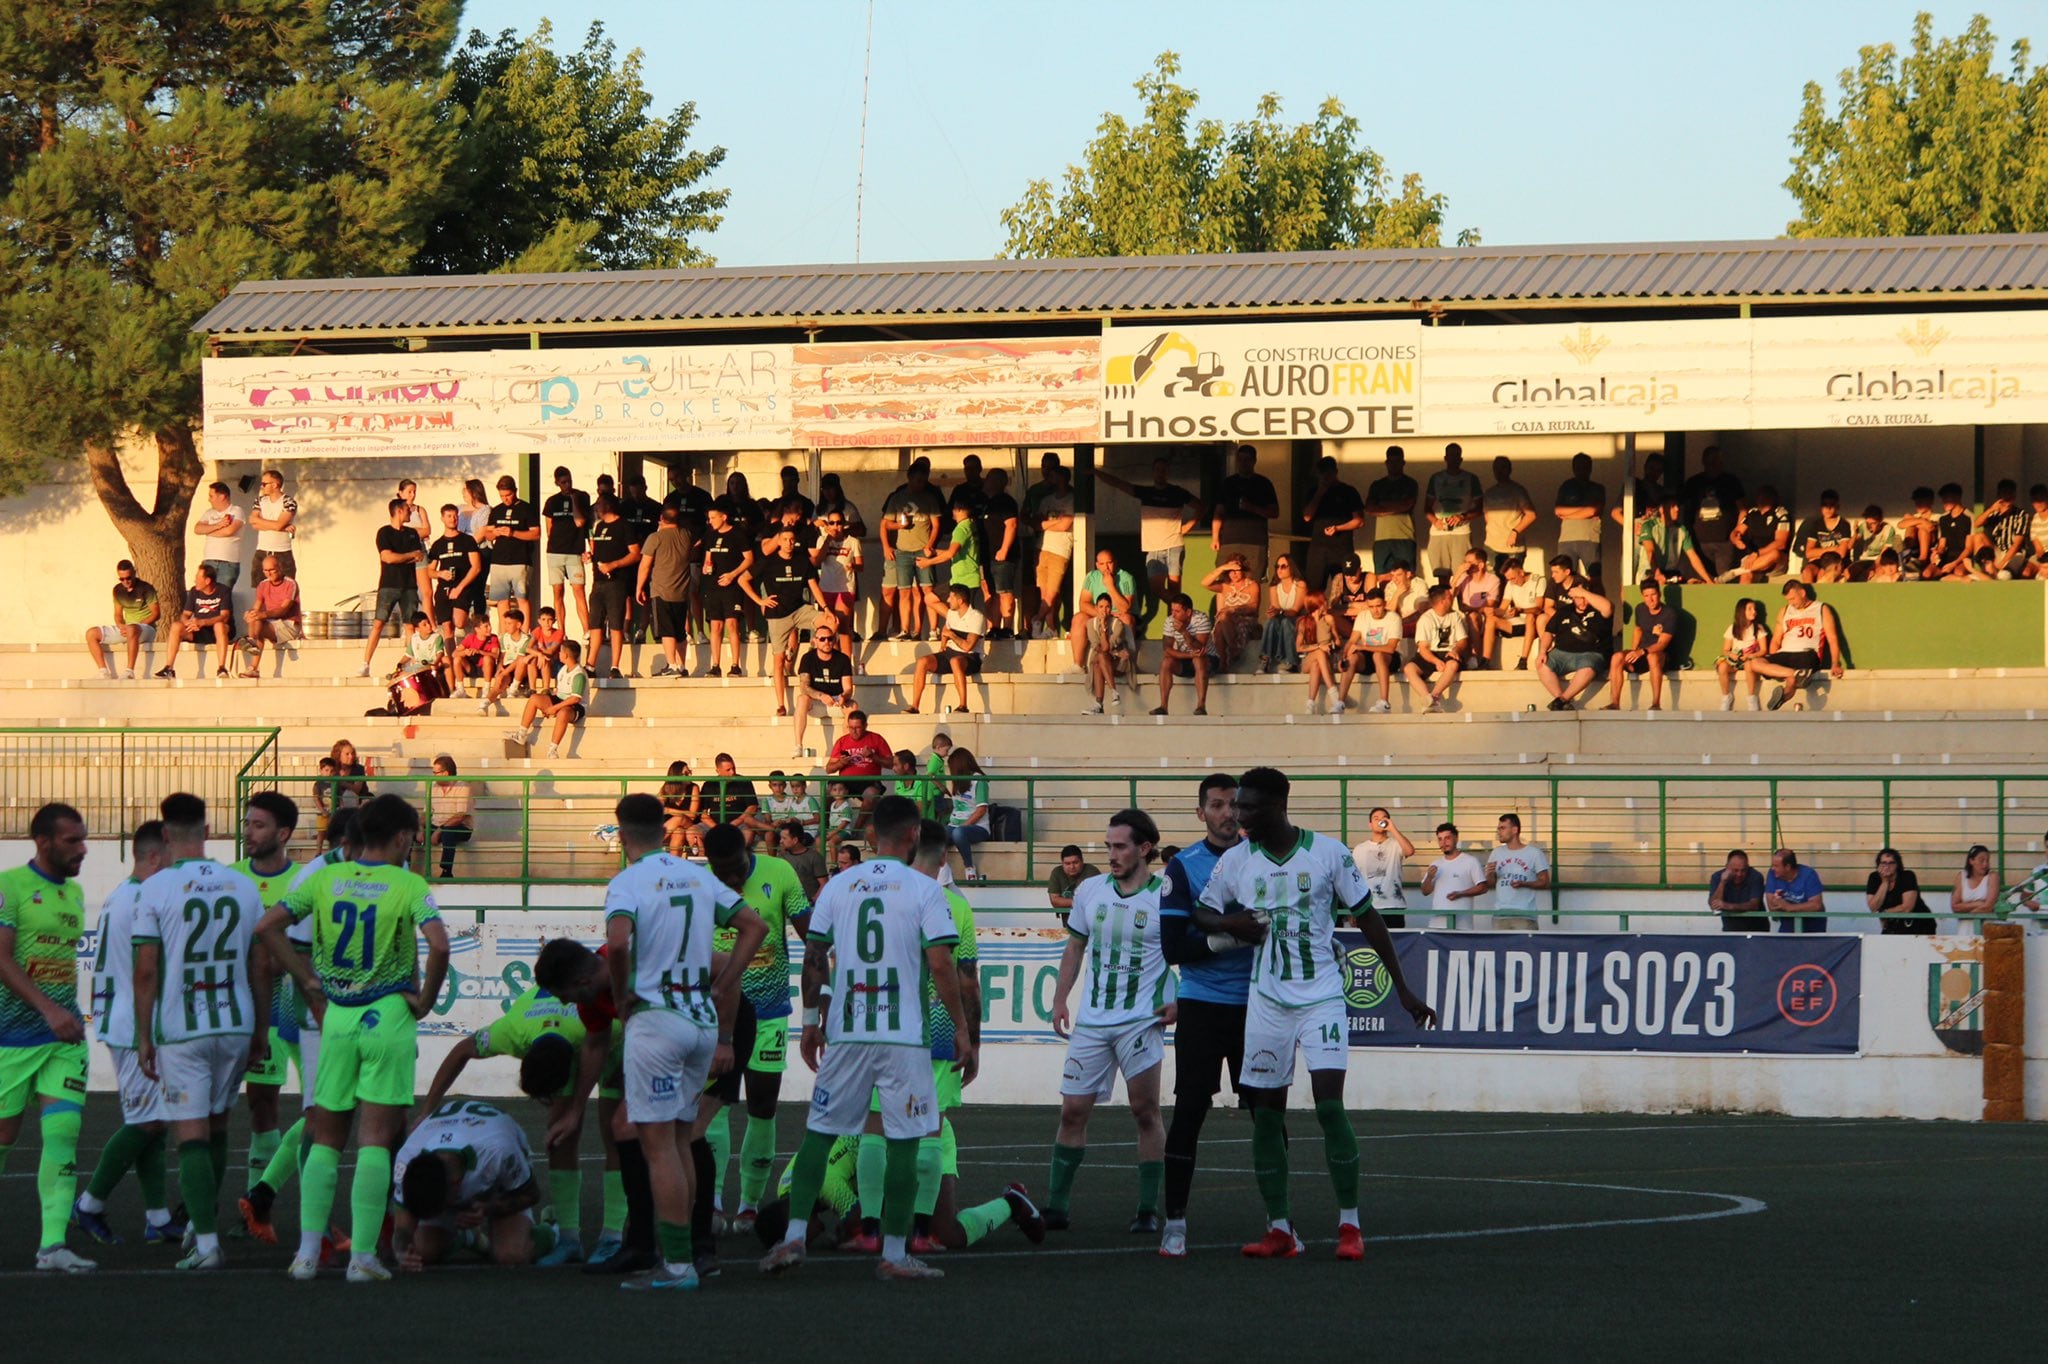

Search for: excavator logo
xmin=1104 ymin=331 xmax=1234 ymax=400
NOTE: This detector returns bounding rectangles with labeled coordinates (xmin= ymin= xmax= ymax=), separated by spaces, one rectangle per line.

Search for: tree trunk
xmin=84 ymin=424 xmax=205 ymax=599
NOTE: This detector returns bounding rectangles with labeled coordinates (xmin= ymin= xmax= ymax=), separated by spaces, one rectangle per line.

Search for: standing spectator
xmin=1637 ymin=494 xmax=1712 ymax=585
xmin=1742 ymin=579 xmax=1844 ymax=711
xmin=1794 ymin=489 xmax=1855 ymax=580
xmin=479 ymin=475 xmax=540 ymax=628
xmin=1080 ymin=593 xmax=1138 ymax=715
xmin=1364 ymin=446 xmax=1420 ymax=575
xmin=1484 ymin=559 xmax=1542 ymax=671
xmin=1298 ymin=592 xmax=1342 ymax=716
xmin=1964 ymin=479 xmax=2031 ymax=580
xmin=361 ymin=497 xmax=424 ymax=677
xmin=1611 ymin=453 xmax=1668 ymax=532
xmin=153 ymin=562 xmax=234 ymax=678
xmin=700 ymin=497 xmax=758 ymax=678
xmin=396 ymin=478 xmax=436 ymax=621
xmin=1044 ymin=845 xmax=1100 ymax=922
xmin=905 ymin=583 xmax=985 ymax=716
xmin=814 ymin=471 xmax=866 ymax=539
xmin=239 ymin=554 xmax=302 ymax=677
xmin=1152 ymin=593 xmax=1214 ymax=717
xmin=1419 ymin=823 xmax=1487 ymax=929
xmin=814 ymin=505 xmax=864 ymax=652
xmin=777 ymin=823 xmax=828 ymax=903
xmin=824 ymin=709 xmax=894 ymax=784
xmin=1483 ymin=814 xmax=1551 ymax=931
xmin=758 ymin=524 xmax=833 ymax=714
xmin=1026 ymin=457 xmax=1076 ymax=640
xmin=916 ymin=493 xmax=984 ymax=625
xmin=1726 ymin=485 xmax=1791 ymax=583
xmin=1536 ymin=574 xmax=1613 ymax=711
xmin=248 ymin=468 xmax=298 ymax=581
xmin=944 ymin=748 xmax=993 ymax=881
xmin=1351 ymin=807 xmax=1414 ymax=929
xmin=585 ymin=495 xmax=640 ymax=678
xmin=1709 ymin=850 xmax=1768 ymax=932
xmin=1864 ymin=848 xmax=1927 ymax=935
xmin=191 ymin=481 xmax=246 ymax=592
xmin=1712 ymin=597 xmax=1769 ymax=712
xmin=1602 ymin=579 xmax=1679 ymax=711
xmin=977 ymin=467 xmax=1020 ymax=639
xmin=1332 ymin=589 xmax=1402 ymax=715
xmin=1212 ymin=444 xmax=1279 ymax=582
xmin=1764 ymin=848 xmax=1826 ymax=933
xmin=1199 ymin=555 xmax=1260 ymax=671
xmin=1553 ymin=452 xmax=1607 ymax=582
xmin=1681 ymin=445 xmax=1745 ymax=581
xmin=458 ymin=477 xmax=492 ymax=539
xmin=1421 ymin=443 xmax=1484 ymax=584
xmin=1951 ymin=845 xmax=2000 ymax=936
xmin=636 ymin=506 xmax=694 ymax=678
xmin=1297 ymin=454 xmax=1365 ymax=594
xmin=1100 ymin=455 xmax=1202 ymax=606
xmin=428 ymin=755 xmax=473 ymax=879
xmin=427 ymin=504 xmax=484 ymax=635
xmin=882 ymin=456 xmax=947 ymax=641
xmin=1403 ymin=584 xmax=1469 ymax=713
xmin=1482 ymin=456 xmax=1539 ymax=575
xmin=1258 ymin=553 xmax=1306 ymax=673
xmin=789 ymin=625 xmax=855 ymax=759
xmin=540 ymin=466 xmax=591 ymax=638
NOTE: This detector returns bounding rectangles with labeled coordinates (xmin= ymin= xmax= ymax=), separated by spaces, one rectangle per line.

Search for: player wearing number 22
xmin=1193 ymin=767 xmax=1436 ymax=1260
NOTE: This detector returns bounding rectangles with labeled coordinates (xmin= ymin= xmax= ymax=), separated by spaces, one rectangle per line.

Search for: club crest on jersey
xmin=1134 ymin=910 xmax=1148 ymax=927
xmin=1297 ymin=872 xmax=1311 ymax=893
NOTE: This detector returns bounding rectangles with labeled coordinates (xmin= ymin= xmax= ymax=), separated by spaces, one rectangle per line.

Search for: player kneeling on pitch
xmin=394 ymin=1099 xmax=551 ymax=1269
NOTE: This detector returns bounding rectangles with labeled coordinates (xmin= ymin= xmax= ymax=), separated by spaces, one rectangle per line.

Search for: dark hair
xmin=1170 ymin=592 xmax=1193 ymax=611
xmin=778 ymin=820 xmax=814 ymax=847
xmin=1911 ymin=485 xmax=1934 ymax=503
xmin=893 ymin=750 xmax=916 ymax=768
xmin=533 ymin=937 xmax=594 ymax=994
xmin=1965 ymin=843 xmax=1990 ymax=867
xmin=553 ymin=465 xmax=572 ymax=481
xmin=502 ymin=607 xmax=524 ymax=624
xmin=1363 ymin=588 xmax=1386 ymax=603
xmin=246 ymin=790 xmax=300 ymax=834
xmin=946 ymin=748 xmax=985 ymax=780
xmin=1548 ymin=555 xmax=1575 ymax=573
xmin=1109 ymin=808 xmax=1160 ymax=847
xmin=848 ymin=709 xmax=868 ymax=725
xmin=870 ymin=794 xmax=923 ymax=846
xmin=1237 ymin=766 xmax=1290 ymax=805
xmin=440 ymin=503 xmax=459 ymax=516
xmin=325 ymin=807 xmax=360 ymax=853
xmin=131 ymin=819 xmax=165 ymax=858
xmin=1874 ymin=847 xmax=1902 ymax=867
xmin=1498 ymin=812 xmax=1522 ymax=832
xmin=356 ymin=794 xmax=420 ymax=845
xmin=399 ymin=1151 xmax=451 ymax=1218
xmin=411 ymin=612 xmax=431 ymax=628
xmin=915 ymin=818 xmax=950 ymax=864
xmin=2031 ymin=484 xmax=2048 ymax=502
xmin=593 ymin=495 xmax=618 ymax=517
xmin=1197 ymin=773 xmax=1238 ymax=804
xmin=496 ymin=475 xmax=518 ymax=492
xmin=1939 ymin=482 xmax=1963 ymax=501
xmin=1732 ymin=597 xmax=1766 ymax=634
xmin=1437 ymin=822 xmax=1459 ymax=838
xmin=208 ymin=481 xmax=229 ymax=497
xmin=1726 ymin=849 xmax=1748 ymax=863
xmin=388 ymin=498 xmax=409 ymax=516
xmin=160 ymin=792 xmax=207 ymax=833
xmin=703 ymin=823 xmax=745 ymax=861
xmin=616 ymin=793 xmax=666 ymax=839
xmin=560 ymin=639 xmax=582 ymax=662
xmin=1059 ymin=844 xmax=1084 ymax=859
xmin=519 ymin=1033 xmax=577 ymax=1099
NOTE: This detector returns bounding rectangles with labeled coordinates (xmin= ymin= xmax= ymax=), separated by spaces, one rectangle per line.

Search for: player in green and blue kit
xmin=259 ymin=794 xmax=450 ymax=1283
xmin=234 ymin=792 xmax=303 ymax=1203
xmin=0 ymin=802 xmax=96 ymax=1272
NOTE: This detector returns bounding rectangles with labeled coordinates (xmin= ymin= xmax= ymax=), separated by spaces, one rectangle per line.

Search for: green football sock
xmin=1046 ymin=1141 xmax=1086 ymax=1213
xmin=37 ymin=1105 xmax=82 ymax=1248
xmin=704 ymin=1109 xmax=732 ymax=1208
xmin=1315 ymin=1099 xmax=1361 ymax=1209
xmin=958 ymin=1195 xmax=1009 ymax=1246
xmin=249 ymin=1128 xmax=282 ymax=1188
xmin=880 ymin=1137 xmax=920 ymax=1240
xmin=781 ymin=1131 xmax=837 ymax=1241
xmin=209 ymin=1130 xmax=229 ymax=1187
xmin=1251 ymin=1106 xmax=1291 ymax=1221
xmin=260 ymin=1117 xmax=304 ymax=1193
xmin=1137 ymin=1159 xmax=1164 ymax=1216
xmin=178 ymin=1139 xmax=220 ymax=1235
xmin=85 ymin=1122 xmax=151 ymax=1201
xmin=856 ymin=1132 xmax=888 ymax=1226
xmin=549 ymin=1168 xmax=581 ymax=1236
xmin=136 ymin=1129 xmax=167 ymax=1210
xmin=299 ymin=1143 xmax=341 ymax=1246
xmin=657 ymin=1219 xmax=693 ymax=1268
xmin=939 ymin=1118 xmax=958 ymax=1177
xmin=739 ymin=1113 xmax=778 ymax=1208
xmin=601 ymin=1169 xmax=626 ymax=1234
xmin=350 ymin=1145 xmax=393 ymax=1251
xmin=914 ymin=1134 xmax=944 ymax=1217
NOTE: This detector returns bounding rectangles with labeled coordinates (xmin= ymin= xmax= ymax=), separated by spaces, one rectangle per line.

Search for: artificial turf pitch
xmin=2 ymin=1097 xmax=2041 ymax=1359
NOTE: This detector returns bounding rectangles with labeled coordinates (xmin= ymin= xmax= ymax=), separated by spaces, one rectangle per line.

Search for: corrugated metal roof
xmin=194 ymin=235 xmax=2048 ymax=337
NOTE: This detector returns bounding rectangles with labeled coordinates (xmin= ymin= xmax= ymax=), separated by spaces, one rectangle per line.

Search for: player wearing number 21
xmin=258 ymin=793 xmax=450 ymax=1284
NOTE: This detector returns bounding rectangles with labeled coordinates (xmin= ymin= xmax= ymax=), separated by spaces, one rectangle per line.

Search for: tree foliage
xmin=1000 ymin=53 xmax=1466 ymax=258
xmin=1786 ymin=11 xmax=2048 ymax=237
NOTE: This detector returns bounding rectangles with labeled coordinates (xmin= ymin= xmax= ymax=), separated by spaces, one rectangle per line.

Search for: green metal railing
xmin=1 ymin=727 xmax=279 ymax=847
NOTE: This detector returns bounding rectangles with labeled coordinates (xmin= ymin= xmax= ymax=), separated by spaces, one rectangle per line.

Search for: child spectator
xmin=527 ymin=606 xmax=565 ymax=688
xmin=1713 ymin=598 xmax=1769 ymax=711
xmin=824 ymin=780 xmax=859 ymax=862
xmin=479 ymin=608 xmax=533 ymax=713
xmin=508 ymin=638 xmax=589 ymax=759
xmin=452 ymin=617 xmax=500 ymax=697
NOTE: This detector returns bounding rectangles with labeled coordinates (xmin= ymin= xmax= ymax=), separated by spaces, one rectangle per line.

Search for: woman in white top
xmin=945 ymin=747 xmax=993 ymax=881
xmin=1951 ymin=844 xmax=2000 ymax=936
xmin=1258 ymin=553 xmax=1306 ymax=673
xmin=1714 ymin=597 xmax=1768 ymax=711
xmin=459 ymin=478 xmax=492 ymax=538
xmin=398 ymin=478 xmax=436 ymax=622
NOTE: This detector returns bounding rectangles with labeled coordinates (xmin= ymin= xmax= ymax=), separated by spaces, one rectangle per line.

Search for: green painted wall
xmin=1625 ymin=582 xmax=2045 ymax=670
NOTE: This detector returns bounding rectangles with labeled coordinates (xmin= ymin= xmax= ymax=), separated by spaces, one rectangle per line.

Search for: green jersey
xmin=280 ymin=859 xmax=441 ymax=1007
xmin=0 ymin=863 xmax=86 ymax=1047
xmin=927 ymin=887 xmax=978 ymax=1062
xmin=947 ymin=517 xmax=981 ymax=588
xmin=712 ymin=854 xmax=809 ymax=1020
xmin=236 ymin=855 xmax=302 ymax=1039
xmin=472 ymin=985 xmax=585 ymax=1060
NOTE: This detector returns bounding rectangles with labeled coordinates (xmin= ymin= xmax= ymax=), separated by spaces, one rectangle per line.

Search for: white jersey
xmin=1780 ymin=600 xmax=1824 ymax=652
xmin=1487 ymin=843 xmax=1551 ymax=914
xmin=603 ymin=852 xmax=743 ymax=1026
xmin=810 ymin=855 xmax=958 ymax=1047
xmin=1068 ymin=873 xmax=1171 ymax=1029
xmin=395 ymin=1101 xmax=534 ymax=1210
xmin=134 ymin=858 xmax=264 ymax=1044
xmin=91 ymin=879 xmax=147 ymax=1048
xmin=1200 ymin=830 xmax=1371 ymax=1008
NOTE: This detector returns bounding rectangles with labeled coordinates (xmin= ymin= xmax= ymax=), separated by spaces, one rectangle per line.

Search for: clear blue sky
xmin=466 ymin=0 xmax=2048 ymax=266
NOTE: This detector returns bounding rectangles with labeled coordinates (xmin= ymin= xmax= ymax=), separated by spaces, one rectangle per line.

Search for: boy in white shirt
xmin=1485 ymin=561 xmax=1543 ymax=670
xmin=509 ymin=639 xmax=589 ymax=759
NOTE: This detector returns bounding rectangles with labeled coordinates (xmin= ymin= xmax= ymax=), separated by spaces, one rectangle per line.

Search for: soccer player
xmin=0 ymin=801 xmax=96 ymax=1272
xmin=1045 ymin=809 xmax=1173 ymax=1233
xmin=1155 ymin=773 xmax=1246 ymax=1258
xmin=72 ymin=819 xmax=181 ymax=1246
xmin=1193 ymin=767 xmax=1435 ymax=1259
xmin=759 ymin=794 xmax=975 ymax=1283
xmin=394 ymin=1099 xmax=548 ymax=1269
xmin=260 ymin=794 xmax=450 ymax=1282
xmin=603 ymin=792 xmax=766 ymax=1291
xmin=234 ymin=793 xmax=302 ymax=1205
xmin=131 ymin=793 xmax=268 ymax=1269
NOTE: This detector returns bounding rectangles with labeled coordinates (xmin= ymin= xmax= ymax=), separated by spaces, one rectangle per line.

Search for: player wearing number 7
xmin=130 ymin=793 xmax=269 ymax=1270
xmin=1192 ymin=767 xmax=1435 ymax=1261
xmin=258 ymin=794 xmax=450 ymax=1283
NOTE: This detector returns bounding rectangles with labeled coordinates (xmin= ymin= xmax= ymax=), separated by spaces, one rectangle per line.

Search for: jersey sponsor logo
xmin=1244 ymin=1048 xmax=1282 ymax=1079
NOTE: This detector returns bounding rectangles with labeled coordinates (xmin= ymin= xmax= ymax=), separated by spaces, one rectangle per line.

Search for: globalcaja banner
xmin=1335 ymin=930 xmax=1860 ymax=1055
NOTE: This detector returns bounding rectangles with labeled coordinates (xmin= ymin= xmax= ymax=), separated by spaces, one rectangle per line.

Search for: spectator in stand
xmin=1364 ymin=446 xmax=1420 ymax=575
xmin=881 ymin=456 xmax=946 ymax=641
xmin=1865 ymin=848 xmax=1927 ymax=935
xmin=1485 ymin=559 xmax=1542 ymax=671
xmin=1867 ymin=549 xmax=1905 ymax=582
xmin=361 ymin=497 xmax=424 ymax=677
xmin=1809 ymin=551 xmax=1849 ymax=585
xmin=1333 ymin=588 xmax=1402 ymax=715
xmin=905 ymin=583 xmax=986 ymax=716
xmin=815 ymin=471 xmax=866 ymax=541
xmin=240 ymin=553 xmax=303 ymax=677
xmin=944 ymin=748 xmax=993 ymax=881
xmin=1212 ymin=444 xmax=1279 ymax=582
xmin=1404 ymin=584 xmax=1470 ymax=713
xmin=1420 ymin=822 xmax=1487 ymax=929
xmin=524 ymin=605 xmax=564 ymax=690
xmin=1352 ymin=807 xmax=1414 ymax=929
xmin=924 ymin=732 xmax=954 ymax=819
xmin=153 ymin=562 xmax=235 ymax=678
xmin=2022 ymin=484 xmax=2048 ymax=578
xmin=1152 ymin=593 xmax=1214 ymax=717
xmin=428 ymin=755 xmax=473 ymax=879
xmin=1603 ymin=579 xmax=1679 ymax=711
xmin=1637 ymin=493 xmax=1711 ymax=585
xmin=1483 ymin=814 xmax=1551 ymax=931
xmin=458 ymin=477 xmax=491 ymax=539
xmin=1764 ymin=847 xmax=1826 ymax=933
xmin=1298 ymin=592 xmax=1342 ymax=716
xmin=1682 ymin=446 xmax=1745 ymax=581
xmin=248 ymin=468 xmax=298 ymax=581
xmin=310 ymin=757 xmax=338 ymax=847
xmin=659 ymin=760 xmax=699 ymax=855
xmin=396 ymin=478 xmax=436 ymax=621
xmin=539 ymin=466 xmax=592 ymax=638
xmin=1726 ymin=485 xmax=1791 ymax=583
xmin=1069 ymin=548 xmax=1136 ymax=671
xmin=427 ymin=503 xmax=485 ymax=636
xmin=1743 ymin=579 xmax=1844 ymax=711
xmin=585 ymin=495 xmax=641 ymax=678
xmin=1327 ymin=556 xmax=1370 ymax=626
xmin=2008 ymin=828 xmax=2048 ymax=918
xmin=1297 ymin=454 xmax=1365 ymax=594
xmin=1450 ymin=549 xmax=1500 ymax=658
xmin=1380 ymin=560 xmax=1429 ymax=630
xmin=480 ymin=475 xmax=540 ymax=628
xmin=637 ymin=506 xmax=694 ymax=679
xmin=1045 ymin=845 xmax=1100 ymax=923
xmin=917 ymin=493 xmax=985 ymax=629
xmin=814 ymin=505 xmax=864 ymax=652
xmin=1553 ymin=452 xmax=1607 ymax=582
xmin=1258 ymin=553 xmax=1306 ymax=673
xmin=329 ymin=738 xmax=372 ymax=810
xmin=450 ymin=615 xmax=500 ymax=697
xmin=1894 ymin=485 xmax=1938 ymax=579
xmin=1026 ymin=456 xmax=1076 ymax=640
xmin=698 ymin=752 xmax=760 ymax=834
xmin=192 ymin=480 xmax=246 ymax=592
xmin=509 ymin=639 xmax=590 ymax=760
xmin=700 ymin=497 xmax=758 ymax=678
xmin=1964 ymin=478 xmax=2032 ymax=580
xmin=1951 ymin=844 xmax=2000 ymax=936
xmin=1708 ymin=849 xmax=1767 ymax=932
xmin=977 ymin=467 xmax=1020 ymax=639
xmin=824 ymin=709 xmax=893 ymax=786
xmin=477 ymin=607 xmax=532 ymax=714
xmin=890 ymin=749 xmax=935 ymax=817
xmin=1100 ymin=455 xmax=1203 ymax=606
xmin=764 ymin=771 xmax=821 ymax=835
xmin=397 ymin=613 xmax=453 ymax=696
xmin=1794 ymin=489 xmax=1855 ymax=581
xmin=1925 ymin=482 xmax=1976 ymax=580
xmin=1421 ymin=443 xmax=1485 ymax=584
xmin=1080 ymin=593 xmax=1138 ymax=716
xmin=789 ymin=625 xmax=855 ymax=759
xmin=778 ymin=823 xmax=828 ymax=902
xmin=1713 ymin=597 xmax=1770 ymax=712
xmin=1200 ymin=555 xmax=1261 ymax=671
xmin=1482 ymin=455 xmax=1539 ymax=576
xmin=832 ymin=843 xmax=863 ymax=877
xmin=1611 ymin=453 xmax=1668 ymax=531
xmin=1851 ymin=504 xmax=1901 ymax=581
xmin=1536 ymin=571 xmax=1613 ymax=711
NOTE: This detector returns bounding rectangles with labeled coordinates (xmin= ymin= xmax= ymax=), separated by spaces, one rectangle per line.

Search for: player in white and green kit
xmin=130 ymin=793 xmax=267 ymax=1270
xmin=1046 ymin=808 xmax=1173 ymax=1233
xmin=394 ymin=1099 xmax=548 ymax=1268
xmin=233 ymin=792 xmax=303 ymax=1206
xmin=1194 ymin=767 xmax=1435 ymax=1260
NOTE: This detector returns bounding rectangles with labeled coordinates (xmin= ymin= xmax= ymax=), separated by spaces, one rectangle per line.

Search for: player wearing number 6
xmin=259 ymin=794 xmax=450 ymax=1283
xmin=130 ymin=794 xmax=268 ymax=1270
xmin=1192 ymin=767 xmax=1435 ymax=1261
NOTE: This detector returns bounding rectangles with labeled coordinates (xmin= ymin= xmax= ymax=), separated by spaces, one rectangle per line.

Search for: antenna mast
xmin=855 ymin=1 xmax=874 ymax=262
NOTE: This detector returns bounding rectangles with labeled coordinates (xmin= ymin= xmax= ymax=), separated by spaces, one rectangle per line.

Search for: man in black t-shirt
xmin=775 ymin=464 xmax=816 ymax=523
xmin=428 ymin=503 xmax=485 ymax=633
xmin=619 ymin=474 xmax=663 ymax=642
xmin=757 ymin=526 xmax=833 ymax=722
xmin=480 ymin=475 xmax=540 ymax=627
xmin=364 ymin=496 xmax=425 ymax=675
xmin=1300 ymin=454 xmax=1366 ymax=594
xmin=541 ymin=465 xmax=592 ymax=637
xmin=1213 ymin=445 xmax=1279 ymax=582
xmin=1098 ymin=455 xmax=1203 ymax=604
xmin=1603 ymin=580 xmax=1679 ymax=711
xmin=790 ymin=624 xmax=855 ymax=759
xmin=1536 ymin=577 xmax=1613 ymax=711
xmin=978 ymin=468 xmax=1022 ymax=638
xmin=152 ymin=563 xmax=234 ymax=678
xmin=1929 ymin=482 xmax=1975 ymax=580
xmin=700 ymin=498 xmax=759 ymax=677
xmin=702 ymin=752 xmax=760 ymax=827
xmin=586 ymin=495 xmax=641 ymax=677
xmin=1681 ymin=445 xmax=1746 ymax=580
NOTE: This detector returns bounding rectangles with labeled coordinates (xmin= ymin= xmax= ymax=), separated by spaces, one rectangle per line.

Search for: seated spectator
xmin=478 ymin=608 xmax=533 ymax=713
xmin=763 ymin=772 xmax=820 ymax=835
xmin=1809 ymin=551 xmax=1849 ymax=584
xmin=1893 ymin=486 xmax=1938 ymax=579
xmin=1378 ymin=561 xmax=1429 ymax=629
xmin=1764 ymin=847 xmax=1826 ymax=933
xmin=1152 ymin=593 xmax=1215 ymax=717
xmin=1708 ymin=849 xmax=1767 ymax=932
xmin=240 ymin=554 xmax=303 ymax=678
xmin=86 ymin=559 xmax=161 ymax=680
xmin=312 ymin=757 xmax=340 ymax=850
xmin=890 ymin=749 xmax=935 ymax=816
xmin=1419 ymin=822 xmax=1486 ymax=929
xmin=1333 ymin=588 xmax=1402 ymax=715
xmin=1602 ymin=580 xmax=1678 ymax=711
xmin=1298 ymin=592 xmax=1342 ymax=716
xmin=1742 ymin=579 xmax=1844 ymax=711
xmin=1201 ymin=555 xmax=1261 ymax=670
xmin=778 ymin=822 xmax=828 ymax=902
xmin=832 ymin=842 xmax=863 ymax=877
xmin=824 ymin=780 xmax=861 ymax=861
xmin=1045 ymin=844 xmax=1100 ymax=923
xmin=395 ymin=612 xmax=447 ymax=684
xmin=153 ymin=563 xmax=235 ymax=678
xmin=1403 ymin=584 xmax=1470 ymax=713
xmin=906 ymin=583 xmax=985 ymax=716
xmin=1326 ymin=557 xmax=1370 ymax=625
xmin=1851 ymin=505 xmax=1900 ymax=580
xmin=1081 ymin=593 xmax=1138 ymax=715
xmin=1712 ymin=597 xmax=1769 ymax=712
xmin=1725 ymin=485 xmax=1790 ymax=583
xmin=1927 ymin=482 xmax=1974 ymax=580
xmin=451 ymin=617 xmax=500 ymax=698
xmin=1951 ymin=844 xmax=2000 ymax=936
xmin=328 ymin=739 xmax=372 ymax=811
xmin=1536 ymin=576 xmax=1613 ymax=711
xmin=1963 ymin=478 xmax=2031 ymax=580
xmin=660 ymin=760 xmax=699 ymax=856
xmin=1484 ymin=559 xmax=1542 ymax=671
xmin=1637 ymin=494 xmax=1710 ymax=585
xmin=825 ymin=709 xmax=893 ymax=784
xmin=1257 ymin=553 xmax=1306 ymax=673
xmin=1794 ymin=489 xmax=1854 ymax=581
xmin=1866 ymin=549 xmax=1904 ymax=582
xmin=429 ymin=755 xmax=473 ymax=879
xmin=507 ymin=638 xmax=589 ymax=760
xmin=1449 ymin=549 xmax=1499 ymax=653
xmin=700 ymin=751 xmax=761 ymax=836
xmin=1864 ymin=847 xmax=1927 ymax=936
xmin=2023 ymin=484 xmax=2048 ymax=579
xmin=789 ymin=625 xmax=855 ymax=760
xmin=1069 ymin=549 xmax=1138 ymax=669
xmin=944 ymin=748 xmax=993 ymax=881
xmin=525 ymin=606 xmax=564 ymax=690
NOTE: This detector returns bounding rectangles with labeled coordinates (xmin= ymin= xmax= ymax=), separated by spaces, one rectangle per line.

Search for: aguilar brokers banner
xmin=1336 ymin=930 xmax=1860 ymax=1055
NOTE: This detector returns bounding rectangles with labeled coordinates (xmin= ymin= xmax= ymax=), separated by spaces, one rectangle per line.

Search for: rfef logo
xmin=1776 ymin=964 xmax=1839 ymax=1027
xmin=1342 ymin=946 xmax=1392 ymax=1010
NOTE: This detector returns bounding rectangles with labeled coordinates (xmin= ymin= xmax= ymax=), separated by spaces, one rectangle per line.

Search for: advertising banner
xmin=1748 ymin=310 xmax=2048 ymax=430
xmin=789 ymin=337 xmax=1099 ymax=448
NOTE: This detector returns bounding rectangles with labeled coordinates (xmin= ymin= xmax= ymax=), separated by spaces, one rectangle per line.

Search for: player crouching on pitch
xmin=393 ymin=1099 xmax=552 ymax=1269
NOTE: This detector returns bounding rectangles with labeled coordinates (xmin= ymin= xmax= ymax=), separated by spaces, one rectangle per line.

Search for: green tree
xmin=1000 ymin=53 xmax=1465 ymax=258
xmin=419 ymin=20 xmax=729 ymax=274
xmin=1786 ymin=11 xmax=2048 ymax=237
